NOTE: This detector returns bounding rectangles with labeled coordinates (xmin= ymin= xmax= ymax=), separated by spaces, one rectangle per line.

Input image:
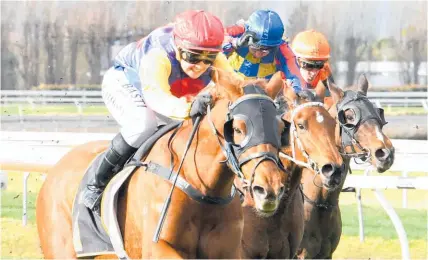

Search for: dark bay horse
xmin=296 ymin=74 xmax=395 ymax=259
xmin=36 ymin=69 xmax=289 ymax=259
xmin=237 ymin=82 xmax=345 ymax=259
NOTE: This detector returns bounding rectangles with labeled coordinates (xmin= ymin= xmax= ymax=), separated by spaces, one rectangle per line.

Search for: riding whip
xmin=152 ymin=115 xmax=202 ymax=243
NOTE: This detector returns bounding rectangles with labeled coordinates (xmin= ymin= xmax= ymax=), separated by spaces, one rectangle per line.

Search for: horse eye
xmin=346 ymin=115 xmax=354 ymax=120
xmin=297 ymin=124 xmax=305 ymax=130
xmin=233 ymin=127 xmax=242 ymax=135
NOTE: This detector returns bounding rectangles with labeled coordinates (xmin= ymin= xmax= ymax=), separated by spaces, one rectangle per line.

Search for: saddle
xmin=71 ymin=122 xmax=180 ymax=258
xmin=71 ymin=120 xmax=236 ymax=259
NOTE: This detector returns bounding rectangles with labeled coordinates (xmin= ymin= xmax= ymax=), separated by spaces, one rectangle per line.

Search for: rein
xmin=279 ymin=102 xmax=325 ymax=181
xmin=153 ymin=116 xmax=203 ymax=243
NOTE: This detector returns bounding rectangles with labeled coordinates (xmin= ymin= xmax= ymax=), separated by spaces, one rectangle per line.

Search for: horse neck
xmin=180 ymin=101 xmax=236 ymax=198
xmin=301 ymin=170 xmax=342 ymax=207
xmin=327 ymin=101 xmax=343 ymax=149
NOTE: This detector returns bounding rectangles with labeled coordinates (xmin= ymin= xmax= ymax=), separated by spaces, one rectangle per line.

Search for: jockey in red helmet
xmin=82 ymin=10 xmax=239 ymax=215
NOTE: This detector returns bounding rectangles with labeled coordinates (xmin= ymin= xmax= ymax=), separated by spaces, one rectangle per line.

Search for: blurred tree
xmin=344 ymin=33 xmax=369 ymax=86
xmin=1 ymin=23 xmax=19 ymax=90
xmin=371 ymin=38 xmax=399 ymax=61
xmin=285 ymin=3 xmax=309 ymax=39
xmin=401 ymin=25 xmax=427 ymax=84
xmin=43 ymin=21 xmax=55 ymax=84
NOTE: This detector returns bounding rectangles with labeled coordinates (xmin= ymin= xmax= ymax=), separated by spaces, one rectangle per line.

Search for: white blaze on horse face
xmin=316 ymin=111 xmax=324 ymax=123
xmin=375 ymin=125 xmax=385 ymax=144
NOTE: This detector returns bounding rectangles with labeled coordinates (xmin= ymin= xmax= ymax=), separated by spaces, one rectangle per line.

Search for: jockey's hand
xmin=236 ymin=31 xmax=257 ymax=49
xmin=189 ymin=93 xmax=212 ymax=117
xmin=297 ymin=89 xmax=317 ymax=102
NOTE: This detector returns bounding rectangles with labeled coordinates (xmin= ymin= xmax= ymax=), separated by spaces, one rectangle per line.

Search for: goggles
xmin=299 ymin=59 xmax=325 ymax=70
xmin=179 ymin=48 xmax=218 ymax=65
xmin=249 ymin=45 xmax=276 ymax=55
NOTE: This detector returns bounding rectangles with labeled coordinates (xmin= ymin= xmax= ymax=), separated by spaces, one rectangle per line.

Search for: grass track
xmin=1 ymin=171 xmax=427 ymax=259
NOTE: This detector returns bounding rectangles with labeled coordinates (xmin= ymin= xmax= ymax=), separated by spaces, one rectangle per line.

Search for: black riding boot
xmin=82 ymin=133 xmax=137 ymax=215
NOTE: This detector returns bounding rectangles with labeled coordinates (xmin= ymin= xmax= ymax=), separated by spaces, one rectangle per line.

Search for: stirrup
xmin=82 ymin=188 xmax=104 ymax=216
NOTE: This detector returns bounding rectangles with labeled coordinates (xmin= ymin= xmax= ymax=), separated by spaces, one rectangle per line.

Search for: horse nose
xmin=375 ymin=148 xmax=391 ymax=161
xmin=252 ymin=185 xmax=283 ymax=201
xmin=321 ymin=164 xmax=343 ymax=186
xmin=321 ymin=163 xmax=336 ymax=177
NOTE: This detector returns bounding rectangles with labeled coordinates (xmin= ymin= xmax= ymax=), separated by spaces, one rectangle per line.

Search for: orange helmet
xmin=291 ymin=29 xmax=330 ymax=61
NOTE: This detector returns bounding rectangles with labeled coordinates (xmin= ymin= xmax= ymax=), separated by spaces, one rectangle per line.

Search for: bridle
xmin=336 ymin=90 xmax=388 ymax=164
xmin=279 ymin=102 xmax=326 ymax=178
xmin=207 ymin=90 xmax=288 ymax=197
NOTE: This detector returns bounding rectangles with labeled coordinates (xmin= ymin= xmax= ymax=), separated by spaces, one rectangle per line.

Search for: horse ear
xmin=265 ymin=72 xmax=284 ymax=99
xmin=356 ymin=73 xmax=369 ymax=95
xmin=211 ymin=68 xmax=243 ymax=101
xmin=328 ymin=80 xmax=344 ymax=104
xmin=282 ymin=80 xmax=298 ymax=109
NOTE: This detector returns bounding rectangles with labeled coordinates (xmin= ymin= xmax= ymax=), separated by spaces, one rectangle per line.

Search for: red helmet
xmin=173 ymin=10 xmax=224 ymax=52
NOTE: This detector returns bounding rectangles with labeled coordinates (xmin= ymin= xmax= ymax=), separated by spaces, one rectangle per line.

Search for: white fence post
xmin=374 ymin=190 xmax=410 ymax=260
xmin=402 ymin=171 xmax=408 ymax=208
xmin=357 ymin=166 xmax=372 ymax=242
xmin=22 ymin=172 xmax=30 ymax=226
xmin=74 ymin=100 xmax=83 ymax=115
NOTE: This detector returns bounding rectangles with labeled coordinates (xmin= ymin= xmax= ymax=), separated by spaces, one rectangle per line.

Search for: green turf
xmin=1 ymin=171 xmax=427 ymax=259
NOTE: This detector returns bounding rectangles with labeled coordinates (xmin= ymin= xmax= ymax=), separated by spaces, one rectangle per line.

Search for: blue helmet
xmin=245 ymin=10 xmax=284 ymax=47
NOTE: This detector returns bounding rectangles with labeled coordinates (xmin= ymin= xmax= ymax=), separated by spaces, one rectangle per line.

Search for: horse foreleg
xmin=151 ymin=240 xmax=184 ymax=259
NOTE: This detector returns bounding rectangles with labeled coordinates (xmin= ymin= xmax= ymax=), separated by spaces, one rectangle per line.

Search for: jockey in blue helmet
xmin=223 ymin=10 xmax=305 ymax=93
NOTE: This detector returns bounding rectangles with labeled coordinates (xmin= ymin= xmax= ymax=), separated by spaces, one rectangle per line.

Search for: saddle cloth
xmin=72 ymin=153 xmax=138 ymax=259
xmin=71 ymin=122 xmax=181 ymax=259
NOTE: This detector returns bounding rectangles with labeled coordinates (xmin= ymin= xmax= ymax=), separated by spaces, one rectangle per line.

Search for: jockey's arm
xmin=323 ymin=62 xmax=335 ymax=84
xmin=212 ymin=52 xmax=245 ymax=82
xmin=276 ymin=43 xmax=306 ymax=93
xmin=320 ymin=62 xmax=334 ymax=97
xmin=213 ymin=52 xmax=239 ymax=73
xmin=139 ymin=48 xmax=192 ymax=120
xmin=222 ymin=24 xmax=245 ymax=57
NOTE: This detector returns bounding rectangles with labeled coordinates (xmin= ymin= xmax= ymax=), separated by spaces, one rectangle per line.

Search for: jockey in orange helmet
xmin=291 ymin=29 xmax=335 ymax=95
xmin=223 ymin=10 xmax=305 ymax=94
xmin=82 ymin=10 xmax=239 ymax=215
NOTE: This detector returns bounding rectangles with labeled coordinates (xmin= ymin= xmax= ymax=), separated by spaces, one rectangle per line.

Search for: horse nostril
xmin=252 ymin=185 xmax=266 ymax=197
xmin=375 ymin=148 xmax=390 ymax=160
xmin=321 ymin=164 xmax=335 ymax=177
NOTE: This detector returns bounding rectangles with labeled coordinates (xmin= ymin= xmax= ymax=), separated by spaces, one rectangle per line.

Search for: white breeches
xmin=102 ymin=67 xmax=170 ymax=148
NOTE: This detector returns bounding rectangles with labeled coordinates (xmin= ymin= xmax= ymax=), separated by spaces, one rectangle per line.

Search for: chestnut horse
xmin=296 ymin=74 xmax=395 ymax=259
xmin=237 ymin=83 xmax=345 ymax=258
xmin=36 ymin=69 xmax=289 ymax=259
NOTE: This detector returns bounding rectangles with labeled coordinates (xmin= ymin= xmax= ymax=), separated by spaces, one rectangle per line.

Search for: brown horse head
xmin=328 ymin=74 xmax=395 ymax=172
xmin=212 ymin=70 xmax=288 ymax=216
xmin=281 ymin=82 xmax=344 ymax=189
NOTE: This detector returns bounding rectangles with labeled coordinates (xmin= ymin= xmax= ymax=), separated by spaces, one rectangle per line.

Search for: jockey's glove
xmin=236 ymin=31 xmax=257 ymax=49
xmin=189 ymin=93 xmax=213 ymax=117
xmin=297 ymin=89 xmax=317 ymax=102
